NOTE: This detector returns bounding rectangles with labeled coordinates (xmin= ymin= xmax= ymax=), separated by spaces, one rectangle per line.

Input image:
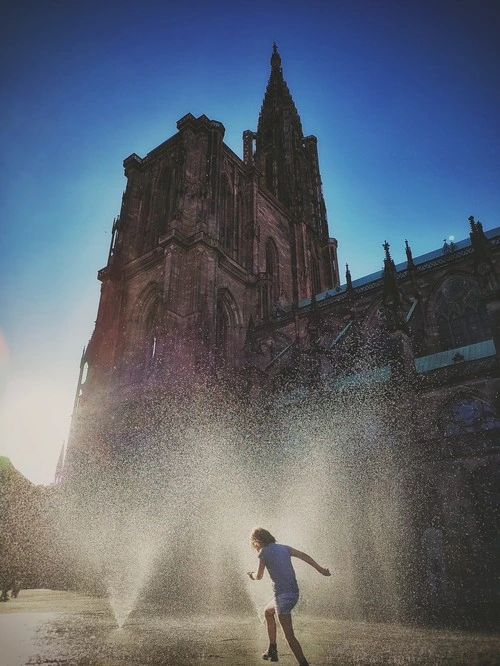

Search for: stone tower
xmin=64 ymin=46 xmax=339 ymax=472
xmin=252 ymin=43 xmax=336 ymax=301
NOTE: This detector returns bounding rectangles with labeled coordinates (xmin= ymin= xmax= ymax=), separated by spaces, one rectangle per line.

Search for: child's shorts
xmin=274 ymin=591 xmax=299 ymax=614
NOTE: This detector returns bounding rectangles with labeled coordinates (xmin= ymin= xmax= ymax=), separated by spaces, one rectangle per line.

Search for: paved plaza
xmin=1 ymin=590 xmax=499 ymax=666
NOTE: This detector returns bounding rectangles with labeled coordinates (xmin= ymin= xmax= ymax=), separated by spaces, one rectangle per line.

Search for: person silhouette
xmin=247 ymin=527 xmax=331 ymax=665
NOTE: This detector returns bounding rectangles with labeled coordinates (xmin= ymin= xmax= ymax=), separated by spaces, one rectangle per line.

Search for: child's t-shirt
xmin=258 ymin=543 xmax=299 ymax=595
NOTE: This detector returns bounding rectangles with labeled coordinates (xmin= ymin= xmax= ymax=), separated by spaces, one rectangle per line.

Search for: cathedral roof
xmin=298 ymin=225 xmax=500 ymax=308
xmin=415 ymin=339 xmax=496 ymax=373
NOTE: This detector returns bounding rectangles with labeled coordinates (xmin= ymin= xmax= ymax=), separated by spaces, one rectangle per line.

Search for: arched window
xmin=234 ymin=192 xmax=243 ymax=264
xmin=435 ymin=277 xmax=491 ymax=350
xmin=157 ymin=167 xmax=173 ymax=237
xmin=138 ymin=180 xmax=153 ymax=255
xmin=266 ymin=238 xmax=277 ymax=279
xmin=216 ymin=298 xmax=230 ymax=369
xmin=311 ymin=258 xmax=321 ymax=296
xmin=215 ymin=289 xmax=240 ymax=373
xmin=75 ymin=361 xmax=89 ymax=411
xmin=142 ymin=304 xmax=159 ymax=376
xmin=262 ymin=238 xmax=279 ymax=318
xmin=219 ymin=179 xmax=233 ymax=255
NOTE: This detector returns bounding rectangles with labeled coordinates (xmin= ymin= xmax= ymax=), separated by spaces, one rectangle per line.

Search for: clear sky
xmin=1 ymin=0 xmax=499 ymax=485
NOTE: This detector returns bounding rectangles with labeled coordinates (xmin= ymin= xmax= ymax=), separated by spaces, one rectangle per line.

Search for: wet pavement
xmin=1 ymin=590 xmax=499 ymax=666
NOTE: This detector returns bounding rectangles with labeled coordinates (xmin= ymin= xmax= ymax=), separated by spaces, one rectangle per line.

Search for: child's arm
xmin=290 ymin=547 xmax=331 ymax=576
xmin=247 ymin=560 xmax=266 ymax=580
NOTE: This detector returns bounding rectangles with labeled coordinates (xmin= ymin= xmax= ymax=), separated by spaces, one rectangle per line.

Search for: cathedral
xmin=76 ymin=44 xmax=338 ymax=397
xmin=63 ymin=45 xmax=499 ymax=625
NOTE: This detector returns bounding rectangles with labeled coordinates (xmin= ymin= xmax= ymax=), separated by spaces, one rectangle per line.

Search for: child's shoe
xmin=262 ymin=643 xmax=278 ymax=661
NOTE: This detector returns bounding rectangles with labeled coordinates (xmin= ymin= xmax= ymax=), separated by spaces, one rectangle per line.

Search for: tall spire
xmin=254 ymin=44 xmax=328 ymax=240
xmin=257 ymin=43 xmax=302 ymax=137
xmin=255 ymin=43 xmax=303 ymax=175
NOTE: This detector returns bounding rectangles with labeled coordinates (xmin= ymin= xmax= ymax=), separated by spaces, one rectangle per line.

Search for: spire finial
xmin=383 ymin=240 xmax=391 ymax=261
xmin=345 ymin=263 xmax=353 ymax=290
xmin=271 ymin=42 xmax=281 ymax=70
xmin=405 ymin=239 xmax=415 ymax=270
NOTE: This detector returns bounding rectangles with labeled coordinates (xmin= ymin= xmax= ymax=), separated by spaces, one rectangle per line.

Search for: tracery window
xmin=266 ymin=238 xmax=278 ymax=281
xmin=440 ymin=397 xmax=500 ymax=436
xmin=141 ymin=304 xmax=159 ymax=377
xmin=157 ymin=167 xmax=173 ymax=237
xmin=216 ymin=298 xmax=230 ymax=369
xmin=138 ymin=181 xmax=153 ymax=255
xmin=215 ymin=290 xmax=239 ymax=373
xmin=311 ymin=258 xmax=321 ymax=296
xmin=219 ymin=179 xmax=233 ymax=254
xmin=260 ymin=238 xmax=279 ymax=319
xmin=234 ymin=192 xmax=243 ymax=263
xmin=435 ymin=277 xmax=490 ymax=350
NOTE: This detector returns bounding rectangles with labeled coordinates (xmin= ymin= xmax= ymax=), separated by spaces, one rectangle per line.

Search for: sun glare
xmin=0 ymin=378 xmax=72 ymax=486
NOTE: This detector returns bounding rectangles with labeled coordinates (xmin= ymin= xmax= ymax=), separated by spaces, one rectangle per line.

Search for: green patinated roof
xmin=276 ymin=365 xmax=392 ymax=406
xmin=326 ymin=365 xmax=392 ymax=390
xmin=415 ymin=339 xmax=496 ymax=373
xmin=273 ymin=341 xmax=496 ymax=407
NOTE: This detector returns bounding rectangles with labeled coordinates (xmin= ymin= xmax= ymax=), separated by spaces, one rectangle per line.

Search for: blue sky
xmin=1 ymin=0 xmax=499 ymax=484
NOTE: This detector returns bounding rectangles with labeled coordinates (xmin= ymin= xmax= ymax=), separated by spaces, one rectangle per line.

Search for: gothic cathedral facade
xmin=79 ymin=44 xmax=338 ymax=405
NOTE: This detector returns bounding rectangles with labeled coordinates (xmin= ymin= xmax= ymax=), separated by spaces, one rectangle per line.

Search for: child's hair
xmin=250 ymin=527 xmax=276 ymax=550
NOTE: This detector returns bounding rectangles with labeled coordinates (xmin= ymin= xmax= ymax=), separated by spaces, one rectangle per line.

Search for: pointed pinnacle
xmin=405 ymin=239 xmax=415 ymax=269
xmin=383 ymin=240 xmax=391 ymax=261
xmin=271 ymin=42 xmax=281 ymax=70
xmin=345 ymin=263 xmax=353 ymax=289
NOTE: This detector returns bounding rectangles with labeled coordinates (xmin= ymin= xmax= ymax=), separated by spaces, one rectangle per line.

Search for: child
xmin=247 ymin=527 xmax=330 ymax=665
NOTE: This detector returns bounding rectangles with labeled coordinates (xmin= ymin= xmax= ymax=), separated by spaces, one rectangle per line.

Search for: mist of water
xmin=54 ymin=381 xmax=413 ymax=627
